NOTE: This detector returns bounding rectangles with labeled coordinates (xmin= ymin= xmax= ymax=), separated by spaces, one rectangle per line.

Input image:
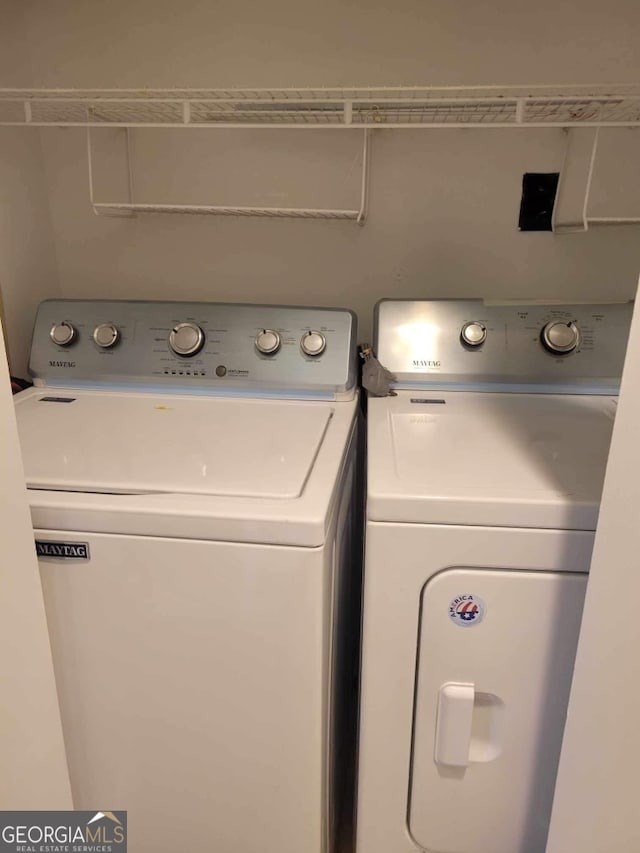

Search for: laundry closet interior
xmin=2 ymin=2 xmax=640 ymax=852
xmin=2 ymin=1 xmax=640 ymax=377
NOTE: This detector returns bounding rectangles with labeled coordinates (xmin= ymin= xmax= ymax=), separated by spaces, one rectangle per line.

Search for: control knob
xmin=300 ymin=330 xmax=326 ymax=357
xmin=169 ymin=322 xmax=205 ymax=357
xmin=255 ymin=329 xmax=281 ymax=355
xmin=541 ymin=320 xmax=580 ymax=354
xmin=92 ymin=323 xmax=120 ymax=349
xmin=50 ymin=322 xmax=77 ymax=347
xmin=460 ymin=321 xmax=487 ymax=347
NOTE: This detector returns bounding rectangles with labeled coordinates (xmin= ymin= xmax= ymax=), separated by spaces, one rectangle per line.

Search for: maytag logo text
xmin=35 ymin=541 xmax=90 ymax=560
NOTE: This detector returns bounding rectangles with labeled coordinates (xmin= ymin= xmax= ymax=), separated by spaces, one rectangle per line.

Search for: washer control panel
xmin=30 ymin=300 xmax=357 ymax=397
xmin=375 ymin=299 xmax=633 ymax=392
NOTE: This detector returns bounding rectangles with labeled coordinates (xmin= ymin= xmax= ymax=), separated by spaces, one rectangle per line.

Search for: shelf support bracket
xmin=553 ymin=128 xmax=640 ymax=231
xmin=344 ymin=101 xmax=353 ymax=125
xmin=87 ymin=127 xmax=136 ymax=217
xmin=357 ymin=129 xmax=370 ymax=224
xmin=552 ymin=127 xmax=599 ymax=233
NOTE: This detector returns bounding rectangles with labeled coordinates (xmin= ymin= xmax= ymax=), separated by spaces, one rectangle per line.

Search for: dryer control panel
xmin=374 ymin=299 xmax=633 ymax=393
xmin=30 ymin=300 xmax=357 ymax=398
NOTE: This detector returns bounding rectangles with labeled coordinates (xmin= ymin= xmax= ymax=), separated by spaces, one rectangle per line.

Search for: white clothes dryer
xmin=356 ymin=299 xmax=632 ymax=853
xmin=15 ymin=299 xmax=361 ymax=853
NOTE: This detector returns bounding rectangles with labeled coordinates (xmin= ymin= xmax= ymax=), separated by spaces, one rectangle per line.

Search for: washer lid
xmin=16 ymin=390 xmax=332 ymax=498
xmin=367 ymin=391 xmax=617 ymax=530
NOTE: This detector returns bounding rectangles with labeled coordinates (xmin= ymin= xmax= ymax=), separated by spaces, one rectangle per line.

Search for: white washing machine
xmin=14 ymin=299 xmax=361 ymax=853
xmin=356 ymin=299 xmax=632 ymax=853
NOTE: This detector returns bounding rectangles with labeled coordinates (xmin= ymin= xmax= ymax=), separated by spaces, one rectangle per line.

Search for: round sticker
xmin=448 ymin=594 xmax=486 ymax=628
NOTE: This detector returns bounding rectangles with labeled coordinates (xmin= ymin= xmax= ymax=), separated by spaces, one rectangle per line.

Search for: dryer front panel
xmin=409 ymin=568 xmax=587 ymax=853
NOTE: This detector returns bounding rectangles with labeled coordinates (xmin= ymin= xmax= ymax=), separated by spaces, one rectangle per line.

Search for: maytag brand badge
xmin=35 ymin=540 xmax=90 ymax=560
xmin=0 ymin=811 xmax=126 ymax=853
xmin=412 ymin=359 xmax=442 ymax=368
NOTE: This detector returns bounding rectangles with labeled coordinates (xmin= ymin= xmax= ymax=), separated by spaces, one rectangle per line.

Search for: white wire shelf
xmin=5 ymin=86 xmax=638 ymax=224
xmin=2 ymin=85 xmax=640 ymax=128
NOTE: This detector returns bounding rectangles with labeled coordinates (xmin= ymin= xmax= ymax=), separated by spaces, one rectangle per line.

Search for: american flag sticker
xmin=448 ymin=594 xmax=486 ymax=628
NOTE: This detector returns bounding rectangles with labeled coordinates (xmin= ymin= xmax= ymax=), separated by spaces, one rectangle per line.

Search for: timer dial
xmin=169 ymin=322 xmax=205 ymax=357
xmin=50 ymin=322 xmax=77 ymax=347
xmin=92 ymin=323 xmax=120 ymax=349
xmin=300 ymin=330 xmax=326 ymax=357
xmin=460 ymin=321 xmax=487 ymax=347
xmin=541 ymin=320 xmax=580 ymax=354
xmin=255 ymin=329 xmax=281 ymax=355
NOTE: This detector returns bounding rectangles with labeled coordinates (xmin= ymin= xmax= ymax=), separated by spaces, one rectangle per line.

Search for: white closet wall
xmin=0 ymin=5 xmax=60 ymax=376
xmin=3 ymin=0 xmax=640 ymax=362
xmin=546 ymin=290 xmax=640 ymax=852
xmin=0 ymin=318 xmax=72 ymax=808
xmin=18 ymin=0 xmax=640 ymax=89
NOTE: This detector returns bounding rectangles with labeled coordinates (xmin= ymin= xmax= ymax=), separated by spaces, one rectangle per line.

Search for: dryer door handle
xmin=434 ymin=682 xmax=475 ymax=768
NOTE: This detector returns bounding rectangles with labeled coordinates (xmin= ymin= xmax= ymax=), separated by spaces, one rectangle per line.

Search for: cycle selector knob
xmin=50 ymin=322 xmax=77 ymax=347
xmin=169 ymin=322 xmax=205 ymax=357
xmin=541 ymin=320 xmax=580 ymax=354
xmin=300 ymin=330 xmax=326 ymax=357
xmin=92 ymin=323 xmax=120 ymax=349
xmin=461 ymin=321 xmax=487 ymax=347
xmin=255 ymin=329 xmax=281 ymax=355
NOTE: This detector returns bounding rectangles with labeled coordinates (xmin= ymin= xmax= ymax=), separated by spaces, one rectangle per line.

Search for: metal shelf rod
xmin=92 ymin=204 xmax=361 ymax=217
xmin=587 ymin=217 xmax=640 ymax=224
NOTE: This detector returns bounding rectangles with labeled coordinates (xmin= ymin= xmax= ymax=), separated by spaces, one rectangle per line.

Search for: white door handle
xmin=434 ymin=682 xmax=475 ymax=768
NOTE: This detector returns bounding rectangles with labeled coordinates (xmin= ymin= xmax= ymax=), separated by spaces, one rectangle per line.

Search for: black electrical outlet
xmin=518 ymin=172 xmax=559 ymax=231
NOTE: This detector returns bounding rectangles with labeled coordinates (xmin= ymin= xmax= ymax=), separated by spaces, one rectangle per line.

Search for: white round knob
xmin=541 ymin=321 xmax=580 ymax=354
xmin=255 ymin=329 xmax=281 ymax=355
xmin=461 ymin=321 xmax=487 ymax=347
xmin=50 ymin=322 xmax=77 ymax=347
xmin=169 ymin=322 xmax=205 ymax=357
xmin=301 ymin=330 xmax=326 ymax=357
xmin=92 ymin=323 xmax=120 ymax=349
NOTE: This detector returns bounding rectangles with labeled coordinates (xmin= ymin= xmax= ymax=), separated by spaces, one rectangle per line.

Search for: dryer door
xmin=409 ymin=568 xmax=586 ymax=853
